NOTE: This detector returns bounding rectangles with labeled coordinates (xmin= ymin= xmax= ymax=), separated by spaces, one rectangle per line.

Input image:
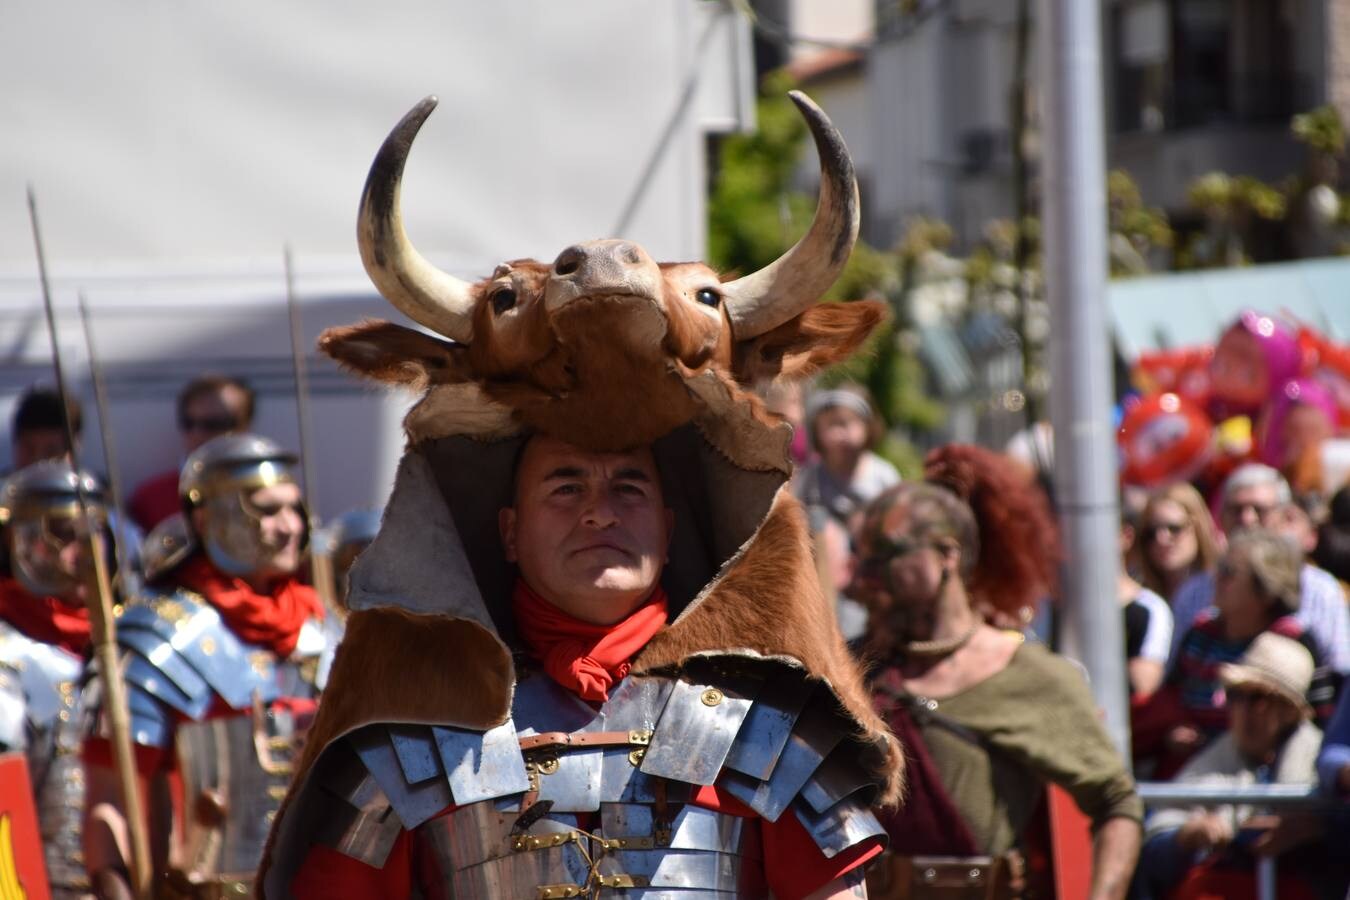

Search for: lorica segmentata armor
xmin=0 ymin=620 xmax=89 ymax=896
xmin=298 ymin=662 xmax=885 ymax=898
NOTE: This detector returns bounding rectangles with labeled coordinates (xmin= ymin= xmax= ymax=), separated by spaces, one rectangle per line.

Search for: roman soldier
xmin=260 ymin=92 xmax=902 ymax=898
xmin=81 ymin=433 xmax=327 ymax=898
xmin=0 ymin=461 xmax=110 ymax=897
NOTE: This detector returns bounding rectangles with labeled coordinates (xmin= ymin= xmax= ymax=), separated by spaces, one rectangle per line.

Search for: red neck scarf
xmin=512 ymin=579 xmax=668 ymax=702
xmin=0 ymin=576 xmax=91 ymax=656
xmin=176 ymin=554 xmax=323 ymax=658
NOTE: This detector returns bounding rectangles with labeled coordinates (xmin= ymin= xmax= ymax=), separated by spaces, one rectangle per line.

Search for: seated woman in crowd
xmin=793 ymin=383 xmax=900 ymax=530
xmin=1135 ymin=633 xmax=1327 ymax=900
xmin=1143 ymin=530 xmax=1333 ymax=777
xmin=856 ymin=445 xmax=1142 ymax=900
xmin=1136 ymin=483 xmax=1222 ymax=608
xmin=1121 ymin=505 xmax=1174 ymax=699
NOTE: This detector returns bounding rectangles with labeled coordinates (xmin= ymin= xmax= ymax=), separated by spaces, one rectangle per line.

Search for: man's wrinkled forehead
xmin=511 ymin=433 xmax=663 ymax=500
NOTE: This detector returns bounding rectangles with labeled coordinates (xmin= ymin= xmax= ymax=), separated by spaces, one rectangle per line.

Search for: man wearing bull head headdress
xmin=0 ymin=461 xmax=111 ymax=897
xmin=261 ymin=93 xmax=900 ymax=899
xmin=81 ymin=434 xmax=328 ymax=898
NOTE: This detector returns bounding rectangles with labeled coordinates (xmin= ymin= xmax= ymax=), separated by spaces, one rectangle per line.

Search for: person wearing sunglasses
xmin=1166 ymin=464 xmax=1350 ymax=683
xmin=1135 ymin=483 xmax=1221 ymax=607
xmin=125 ymin=374 xmax=255 ymax=532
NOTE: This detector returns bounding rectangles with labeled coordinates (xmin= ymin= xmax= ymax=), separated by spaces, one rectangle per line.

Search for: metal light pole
xmin=1037 ymin=0 xmax=1130 ymax=755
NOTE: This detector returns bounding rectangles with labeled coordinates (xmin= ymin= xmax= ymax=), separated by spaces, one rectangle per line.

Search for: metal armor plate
xmin=0 ymin=621 xmax=88 ymax=896
xmin=172 ymin=702 xmax=303 ymax=888
xmin=314 ymin=662 xmax=888 ymax=897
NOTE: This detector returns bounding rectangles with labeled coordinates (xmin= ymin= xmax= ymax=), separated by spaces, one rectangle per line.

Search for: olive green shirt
xmin=915 ymin=640 xmax=1144 ymax=854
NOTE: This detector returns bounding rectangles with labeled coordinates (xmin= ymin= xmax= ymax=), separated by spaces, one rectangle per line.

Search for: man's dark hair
xmin=13 ymin=386 xmax=80 ymax=437
xmin=176 ymin=374 xmax=256 ymax=429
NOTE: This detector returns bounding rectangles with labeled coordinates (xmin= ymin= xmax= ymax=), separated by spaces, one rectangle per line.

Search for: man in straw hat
xmin=1135 ymin=632 xmax=1328 ymax=899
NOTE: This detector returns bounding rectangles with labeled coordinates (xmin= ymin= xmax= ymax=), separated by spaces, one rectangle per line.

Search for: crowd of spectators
xmin=787 ymin=379 xmax=1350 ymax=900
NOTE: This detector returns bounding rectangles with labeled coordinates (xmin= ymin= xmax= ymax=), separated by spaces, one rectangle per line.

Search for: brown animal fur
xmin=732 ymin=300 xmax=888 ymax=384
xmin=320 ymin=320 xmax=468 ymax=389
xmin=258 ymin=607 xmax=513 ymax=891
xmin=634 ymin=488 xmax=905 ymax=807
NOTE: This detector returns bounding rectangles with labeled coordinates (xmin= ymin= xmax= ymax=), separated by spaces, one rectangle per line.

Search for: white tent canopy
xmin=0 ymin=2 xmax=753 ymax=515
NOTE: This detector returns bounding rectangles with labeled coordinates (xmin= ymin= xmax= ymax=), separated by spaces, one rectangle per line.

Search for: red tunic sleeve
xmin=688 ymin=784 xmax=883 ymax=899
xmin=290 ymin=832 xmax=415 ymax=900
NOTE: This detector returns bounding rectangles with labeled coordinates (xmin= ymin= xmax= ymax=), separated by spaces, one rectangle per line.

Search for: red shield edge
xmin=0 ymin=751 xmax=51 ymax=900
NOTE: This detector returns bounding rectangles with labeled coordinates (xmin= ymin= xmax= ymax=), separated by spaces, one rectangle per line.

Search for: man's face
xmin=11 ymin=512 xmax=92 ymax=603
xmin=1221 ymin=482 xmax=1281 ymax=534
xmin=499 ymin=436 xmax=672 ymax=625
xmin=180 ymin=387 xmax=248 ymax=454
xmin=13 ymin=428 xmax=69 ymax=469
xmin=192 ymin=480 xmax=305 ymax=581
xmin=248 ymin=482 xmax=306 ymax=577
xmin=1228 ymin=687 xmax=1299 ymax=762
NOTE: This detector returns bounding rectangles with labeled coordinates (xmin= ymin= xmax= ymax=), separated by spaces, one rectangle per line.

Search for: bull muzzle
xmin=543 ymin=240 xmax=664 ymax=312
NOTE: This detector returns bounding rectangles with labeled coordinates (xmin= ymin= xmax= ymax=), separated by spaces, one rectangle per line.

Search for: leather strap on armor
xmin=866 ymin=851 xmax=1027 ymax=900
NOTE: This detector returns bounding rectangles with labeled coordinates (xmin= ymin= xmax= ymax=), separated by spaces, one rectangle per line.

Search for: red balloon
xmin=1132 ymin=345 xmax=1214 ymax=406
xmin=1118 ymin=392 xmax=1215 ymax=487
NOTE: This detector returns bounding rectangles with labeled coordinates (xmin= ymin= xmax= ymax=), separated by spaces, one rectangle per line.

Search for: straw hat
xmin=1218 ymin=632 xmax=1315 ymax=718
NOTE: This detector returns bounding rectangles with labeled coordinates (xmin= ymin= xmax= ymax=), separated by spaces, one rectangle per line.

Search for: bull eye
xmin=491 ymin=287 xmax=517 ymax=314
xmin=695 ymin=288 xmax=720 ymax=308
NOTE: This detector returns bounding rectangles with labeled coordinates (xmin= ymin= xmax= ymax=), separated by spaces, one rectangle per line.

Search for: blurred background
xmin=3 ymin=0 xmax=1350 ymax=513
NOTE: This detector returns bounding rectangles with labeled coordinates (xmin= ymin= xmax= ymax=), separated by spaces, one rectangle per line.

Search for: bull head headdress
xmin=271 ymin=95 xmax=899 ymax=877
xmin=328 ymin=91 xmax=885 ymax=449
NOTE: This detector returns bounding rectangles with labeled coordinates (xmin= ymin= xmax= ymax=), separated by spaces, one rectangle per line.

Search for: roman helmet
xmin=0 ymin=460 xmax=107 ymax=599
xmin=314 ymin=508 xmax=380 ymax=609
xmin=179 ymin=433 xmax=306 ymax=576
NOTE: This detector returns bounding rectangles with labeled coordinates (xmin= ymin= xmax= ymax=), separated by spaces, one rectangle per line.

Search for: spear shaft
xmin=26 ymin=187 xmax=152 ymax=900
xmin=284 ymin=246 xmax=319 ymax=515
xmin=283 ymin=247 xmax=338 ymax=609
xmin=77 ymin=292 xmax=134 ymax=590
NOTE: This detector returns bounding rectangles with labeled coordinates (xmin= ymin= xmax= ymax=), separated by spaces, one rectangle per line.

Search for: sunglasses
xmin=1224 ymin=501 xmax=1276 ymax=521
xmin=1144 ymin=522 xmax=1189 ymax=542
xmin=1225 ymin=687 xmax=1276 ymax=706
xmin=178 ymin=414 xmax=238 ymax=434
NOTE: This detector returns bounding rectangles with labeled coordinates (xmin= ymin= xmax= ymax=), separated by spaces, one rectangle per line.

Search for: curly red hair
xmin=922 ymin=444 xmax=1060 ymax=616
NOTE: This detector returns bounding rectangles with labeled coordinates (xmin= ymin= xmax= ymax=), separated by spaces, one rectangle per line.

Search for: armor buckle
xmin=535 ymin=885 xmax=584 ymax=899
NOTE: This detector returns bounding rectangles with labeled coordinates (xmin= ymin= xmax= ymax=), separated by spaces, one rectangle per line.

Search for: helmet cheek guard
xmin=1 ymin=461 xmax=107 ymax=601
xmin=178 ymin=434 xmax=306 ymax=578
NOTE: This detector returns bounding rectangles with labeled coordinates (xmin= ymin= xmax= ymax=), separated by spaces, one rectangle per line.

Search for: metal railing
xmin=1136 ymin=782 xmax=1337 ymax=900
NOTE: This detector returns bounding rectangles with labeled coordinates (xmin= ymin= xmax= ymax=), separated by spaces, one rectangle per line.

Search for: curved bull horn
xmin=357 ymin=96 xmax=476 ymax=344
xmin=722 ymin=91 xmax=860 ymax=339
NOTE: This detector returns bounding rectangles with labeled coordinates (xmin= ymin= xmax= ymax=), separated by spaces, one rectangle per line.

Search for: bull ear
xmin=319 ymin=320 xmax=472 ymax=388
xmin=731 ymin=300 xmax=888 ymax=384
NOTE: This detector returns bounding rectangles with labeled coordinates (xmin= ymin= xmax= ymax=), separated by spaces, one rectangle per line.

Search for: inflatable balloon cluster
xmin=1120 ymin=311 xmax=1350 ymax=497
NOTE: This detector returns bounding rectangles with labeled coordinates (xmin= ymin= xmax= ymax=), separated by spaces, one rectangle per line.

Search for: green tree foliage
xmin=1293 ymin=106 xmax=1345 ymax=156
xmin=708 ymin=81 xmax=1349 ymax=447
